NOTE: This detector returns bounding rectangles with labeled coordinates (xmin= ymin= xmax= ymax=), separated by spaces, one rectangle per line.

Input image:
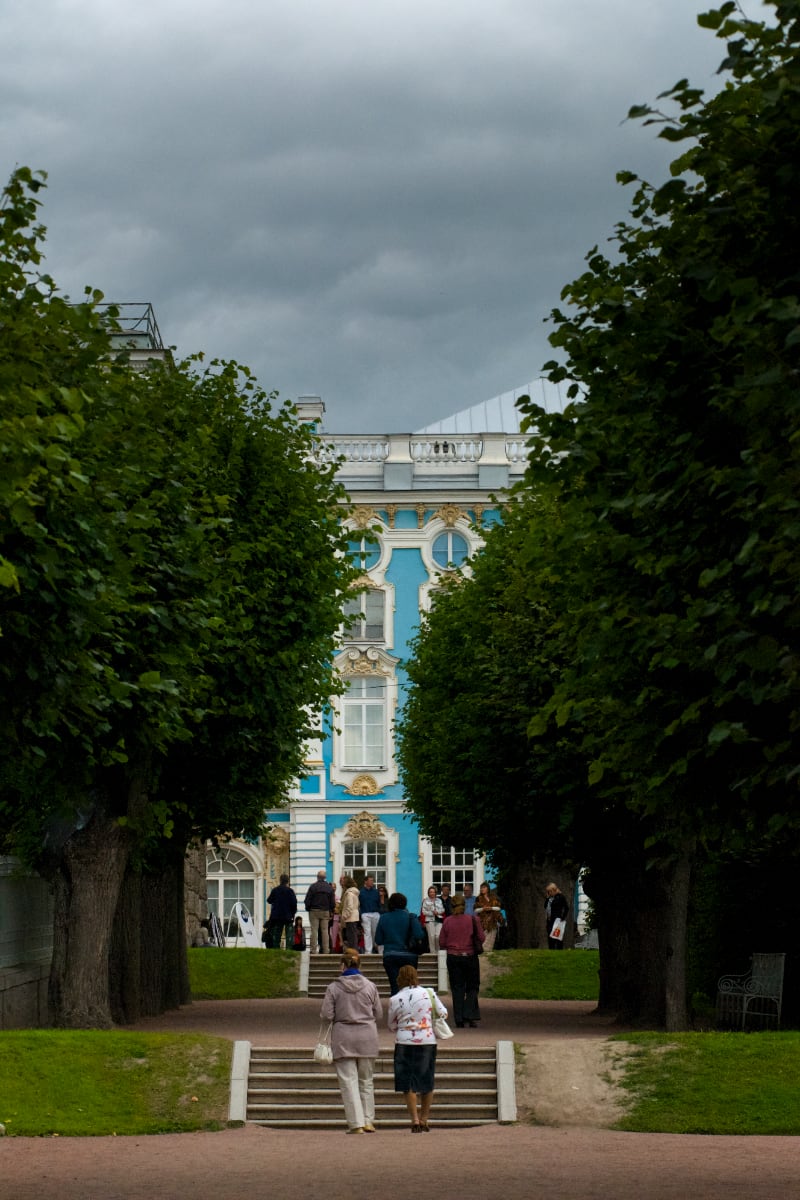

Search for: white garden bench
xmin=716 ymin=952 xmax=785 ymax=1030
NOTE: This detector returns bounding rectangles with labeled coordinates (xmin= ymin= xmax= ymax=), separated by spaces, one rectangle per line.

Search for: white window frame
xmin=330 ymin=646 xmax=399 ymax=789
xmin=418 ymin=838 xmax=485 ymax=901
xmin=331 ymin=817 xmax=399 ymax=893
xmin=341 ymin=582 xmax=392 ymax=645
xmin=342 ymin=675 xmax=387 ymax=770
xmin=205 ymin=842 xmax=263 ymax=938
xmin=419 ymin=518 xmax=480 ymax=611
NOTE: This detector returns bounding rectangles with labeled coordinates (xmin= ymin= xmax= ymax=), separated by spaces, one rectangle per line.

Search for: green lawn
xmin=6 ymin=950 xmax=794 ymax=1138
xmin=0 ymin=1031 xmax=231 ymax=1136
xmin=188 ymin=946 xmax=298 ymax=999
xmin=613 ymin=1030 xmax=800 ymax=1135
xmin=486 ymin=949 xmax=600 ymax=1000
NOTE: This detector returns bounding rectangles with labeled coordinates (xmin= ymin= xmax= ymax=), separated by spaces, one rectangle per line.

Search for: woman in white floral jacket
xmin=387 ymin=963 xmax=448 ymax=1132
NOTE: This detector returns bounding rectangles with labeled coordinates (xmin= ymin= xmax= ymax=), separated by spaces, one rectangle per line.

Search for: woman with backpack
xmin=374 ymin=892 xmax=425 ymax=995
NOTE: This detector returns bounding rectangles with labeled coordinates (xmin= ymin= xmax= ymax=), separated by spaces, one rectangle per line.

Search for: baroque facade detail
xmin=350 ymin=504 xmax=380 ymax=530
xmin=435 ymin=503 xmax=469 ymax=527
xmin=345 ymin=810 xmax=385 ymax=840
xmin=340 ymin=647 xmax=392 ymax=675
xmin=345 ymin=774 xmax=383 ymax=797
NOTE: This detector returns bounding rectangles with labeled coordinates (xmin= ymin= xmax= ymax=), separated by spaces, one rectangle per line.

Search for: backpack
xmin=406 ymin=913 xmax=427 ymax=956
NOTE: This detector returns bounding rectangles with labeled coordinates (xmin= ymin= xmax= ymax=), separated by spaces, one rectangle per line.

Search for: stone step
xmin=247 ymin=1075 xmax=496 ymax=1094
xmin=247 ymin=1116 xmax=497 ymax=1128
xmin=249 ymin=1057 xmax=497 ymax=1075
xmin=306 ymin=953 xmax=440 ymax=997
xmin=240 ymin=1042 xmax=508 ymax=1129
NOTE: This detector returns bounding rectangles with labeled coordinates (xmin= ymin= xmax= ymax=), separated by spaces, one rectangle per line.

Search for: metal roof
xmin=413 ymin=378 xmax=567 ymax=435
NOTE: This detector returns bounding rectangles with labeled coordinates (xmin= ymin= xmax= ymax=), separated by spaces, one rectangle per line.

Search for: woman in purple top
xmin=438 ymin=893 xmax=485 ymax=1028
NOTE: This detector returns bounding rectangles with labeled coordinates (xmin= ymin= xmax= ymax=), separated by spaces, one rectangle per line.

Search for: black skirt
xmin=393 ymin=1043 xmax=437 ymax=1094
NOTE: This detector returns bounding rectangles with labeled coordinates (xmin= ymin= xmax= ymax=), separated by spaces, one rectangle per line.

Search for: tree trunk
xmin=109 ymin=862 xmax=143 ymax=1025
xmin=111 ymin=847 xmax=191 ymax=1022
xmin=586 ymin=839 xmax=694 ymax=1030
xmin=47 ymin=809 xmax=130 ymax=1029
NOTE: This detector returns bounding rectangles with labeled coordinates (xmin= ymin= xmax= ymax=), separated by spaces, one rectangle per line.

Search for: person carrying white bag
xmin=545 ymin=882 xmax=570 ymax=949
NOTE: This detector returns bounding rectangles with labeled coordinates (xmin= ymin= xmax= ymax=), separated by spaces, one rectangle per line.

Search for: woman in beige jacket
xmin=339 ymin=875 xmax=361 ymax=950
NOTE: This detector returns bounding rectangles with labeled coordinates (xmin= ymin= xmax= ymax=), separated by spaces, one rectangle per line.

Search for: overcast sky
xmin=1 ymin=1 xmax=762 ymax=432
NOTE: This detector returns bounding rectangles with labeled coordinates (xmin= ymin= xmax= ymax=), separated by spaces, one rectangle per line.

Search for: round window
xmin=348 ymin=534 xmax=381 ymax=570
xmin=432 ymin=531 xmax=468 ymax=569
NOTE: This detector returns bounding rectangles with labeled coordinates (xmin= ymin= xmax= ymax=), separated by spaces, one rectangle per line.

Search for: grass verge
xmin=613 ymin=1030 xmax=800 ymax=1135
xmin=485 ymin=949 xmax=600 ymax=1000
xmin=188 ymin=946 xmax=298 ymax=999
xmin=0 ymin=1031 xmax=232 ymax=1136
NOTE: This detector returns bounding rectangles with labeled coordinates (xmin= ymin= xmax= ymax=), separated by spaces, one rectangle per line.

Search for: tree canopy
xmin=0 ymin=168 xmax=355 ymax=1025
xmin=398 ymin=2 xmax=800 ymax=1028
xmin=522 ymin=0 xmax=799 ymax=856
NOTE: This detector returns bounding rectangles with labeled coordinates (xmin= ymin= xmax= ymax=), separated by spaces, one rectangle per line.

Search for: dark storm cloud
xmin=1 ymin=0 xmax=759 ymax=432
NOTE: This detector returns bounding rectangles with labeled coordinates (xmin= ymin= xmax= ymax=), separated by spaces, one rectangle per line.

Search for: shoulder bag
xmin=427 ymin=989 xmax=453 ymax=1039
xmin=313 ymin=1021 xmax=334 ymax=1064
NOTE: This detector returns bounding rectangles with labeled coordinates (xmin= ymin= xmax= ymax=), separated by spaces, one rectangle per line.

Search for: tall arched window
xmin=206 ymin=846 xmax=256 ymax=932
xmin=343 ymin=677 xmax=386 ymax=768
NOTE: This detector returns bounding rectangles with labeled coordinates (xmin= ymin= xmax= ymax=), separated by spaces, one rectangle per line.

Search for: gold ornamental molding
xmin=416 ymin=504 xmax=428 ymax=529
xmin=434 ymin=503 xmax=469 ymax=527
xmin=263 ymin=823 xmax=290 ymax=853
xmin=384 ymin=504 xmax=399 ymax=529
xmin=345 ymin=809 xmax=385 ymax=837
xmin=344 ymin=776 xmax=384 ymax=797
xmin=349 ymin=505 xmax=381 ymax=530
xmin=350 ymin=573 xmax=374 ymax=590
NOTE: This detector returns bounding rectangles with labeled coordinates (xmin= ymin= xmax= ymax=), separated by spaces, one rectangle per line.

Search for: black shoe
xmin=455 ymin=1022 xmax=465 ymax=1028
xmin=467 ymin=1021 xmax=478 ymax=1027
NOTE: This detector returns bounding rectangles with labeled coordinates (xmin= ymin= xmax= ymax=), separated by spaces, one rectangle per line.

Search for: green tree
xmin=396 ymin=501 xmax=585 ymax=947
xmin=518 ymin=1 xmax=800 ymax=1028
xmin=0 ymin=169 xmax=354 ymax=1026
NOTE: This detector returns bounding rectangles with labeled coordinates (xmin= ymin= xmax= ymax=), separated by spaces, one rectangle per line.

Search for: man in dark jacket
xmin=358 ymin=874 xmax=382 ymax=953
xmin=544 ymin=882 xmax=570 ymax=949
xmin=305 ymin=870 xmax=335 ymax=953
xmin=265 ymin=874 xmax=297 ymax=949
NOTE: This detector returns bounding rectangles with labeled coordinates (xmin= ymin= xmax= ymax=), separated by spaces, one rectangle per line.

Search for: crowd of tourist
xmin=256 ymin=874 xmax=574 ymax=1133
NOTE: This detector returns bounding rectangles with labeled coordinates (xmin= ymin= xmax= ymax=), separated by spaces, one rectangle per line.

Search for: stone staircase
xmin=244 ymin=1043 xmax=506 ymax=1128
xmin=226 ymin=953 xmax=516 ymax=1129
xmin=306 ymin=952 xmax=439 ymax=999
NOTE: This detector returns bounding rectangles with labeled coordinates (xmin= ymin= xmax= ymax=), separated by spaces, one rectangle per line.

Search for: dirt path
xmin=517 ymin=1037 xmax=636 ymax=1127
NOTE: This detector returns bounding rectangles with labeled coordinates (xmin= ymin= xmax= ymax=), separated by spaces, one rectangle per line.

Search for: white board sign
xmin=232 ymin=901 xmax=260 ymax=947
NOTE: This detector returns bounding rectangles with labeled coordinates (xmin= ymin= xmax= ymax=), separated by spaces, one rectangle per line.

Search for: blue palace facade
xmin=204 ymin=385 xmax=564 ymax=936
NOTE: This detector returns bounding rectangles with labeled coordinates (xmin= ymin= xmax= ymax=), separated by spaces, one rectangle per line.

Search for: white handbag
xmin=550 ymin=917 xmax=566 ymax=941
xmin=427 ymin=989 xmax=454 ymax=1039
xmin=313 ymin=1021 xmax=333 ymax=1063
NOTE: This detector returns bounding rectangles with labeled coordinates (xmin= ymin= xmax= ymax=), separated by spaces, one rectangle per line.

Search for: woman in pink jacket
xmin=439 ymin=893 xmax=485 ymax=1028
